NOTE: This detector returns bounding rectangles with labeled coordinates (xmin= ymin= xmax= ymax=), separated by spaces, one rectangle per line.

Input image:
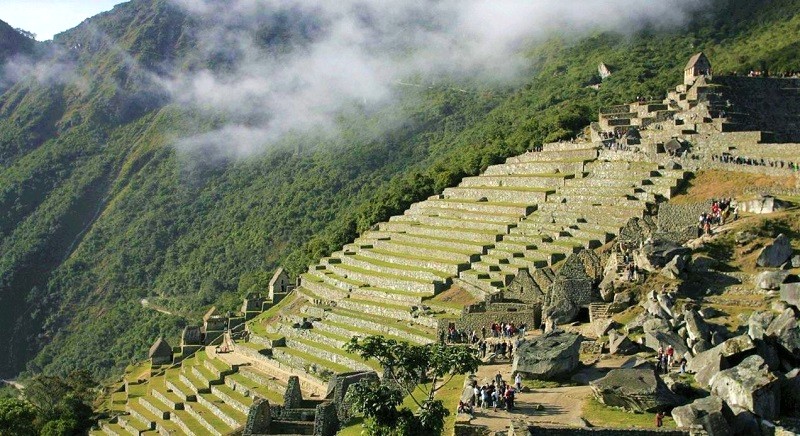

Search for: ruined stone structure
xmin=148 ymin=337 xmax=173 ymax=366
xmin=93 ymin=55 xmax=800 ymax=436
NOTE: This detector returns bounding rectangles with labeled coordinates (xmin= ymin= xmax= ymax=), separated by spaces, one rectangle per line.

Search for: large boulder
xmin=688 ymin=335 xmax=756 ymax=387
xmin=590 ymin=369 xmax=683 ymax=413
xmin=709 ymin=355 xmax=781 ymax=419
xmin=671 ymin=395 xmax=731 ymax=435
xmin=748 ymin=311 xmax=776 ymax=340
xmin=780 ymin=282 xmax=800 ymax=309
xmin=756 ymin=234 xmax=793 ymax=268
xmin=591 ymin=318 xmax=616 ymax=338
xmin=512 ymin=330 xmax=582 ymax=380
xmin=635 ymin=241 xmax=691 ymax=272
xmin=685 ymin=309 xmax=711 ymax=342
xmin=754 ymin=271 xmax=791 ymax=290
xmin=766 ymin=308 xmax=800 ymax=360
xmin=661 ymin=254 xmax=688 ymax=280
xmin=608 ymin=331 xmax=638 ymax=355
xmin=781 ymin=368 xmax=800 ymax=418
xmin=643 ymin=317 xmax=689 ymax=357
xmin=740 ymin=196 xmax=787 ymax=214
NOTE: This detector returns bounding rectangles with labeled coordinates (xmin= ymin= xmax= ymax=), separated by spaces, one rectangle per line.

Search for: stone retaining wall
xmin=324 ymin=312 xmax=432 ymax=344
xmin=656 ymin=202 xmax=709 ymax=243
xmin=283 ymin=338 xmax=372 ymax=372
xmin=185 ymin=403 xmax=225 ymax=435
xmin=197 ymin=394 xmax=240 ymax=428
xmin=210 ymin=385 xmax=250 ymax=415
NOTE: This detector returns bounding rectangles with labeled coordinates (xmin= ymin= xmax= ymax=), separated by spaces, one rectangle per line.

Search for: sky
xmin=2 ymin=0 xmax=124 ymax=41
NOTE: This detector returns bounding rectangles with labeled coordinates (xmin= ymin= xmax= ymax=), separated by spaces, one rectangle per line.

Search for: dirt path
xmin=467 ymin=356 xmax=629 ymax=432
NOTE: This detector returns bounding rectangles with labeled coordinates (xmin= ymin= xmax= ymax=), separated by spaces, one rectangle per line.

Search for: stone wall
xmin=313 ymin=401 xmax=338 ymax=436
xmin=509 ymin=420 xmax=688 ymax=436
xmin=326 ymin=371 xmax=379 ymax=422
xmin=655 ymin=202 xmax=710 ymax=243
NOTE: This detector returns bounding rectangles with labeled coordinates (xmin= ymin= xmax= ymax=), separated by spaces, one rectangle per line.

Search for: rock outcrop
xmin=765 ymin=308 xmax=800 ymax=360
xmin=671 ymin=395 xmax=731 ymax=436
xmin=590 ymin=368 xmax=683 ymax=413
xmin=709 ymin=355 xmax=781 ymax=419
xmin=756 ymin=234 xmax=793 ymax=268
xmin=512 ymin=330 xmax=582 ymax=380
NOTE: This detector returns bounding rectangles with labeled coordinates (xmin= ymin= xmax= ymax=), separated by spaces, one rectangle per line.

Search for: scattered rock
xmin=662 ymin=373 xmax=693 ymax=396
xmin=671 ymin=395 xmax=731 ymax=435
xmin=643 ymin=317 xmax=689 ymax=356
xmin=620 ymin=356 xmax=652 ymax=369
xmin=699 ymin=307 xmax=719 ymax=319
xmin=661 ymin=254 xmax=688 ymax=280
xmin=740 ymin=195 xmax=787 ymax=214
xmin=689 ymin=255 xmax=719 ymax=273
xmin=512 ymin=330 xmax=582 ymax=380
xmin=780 ymin=282 xmax=800 ymax=309
xmin=729 ymin=406 xmax=762 ymax=436
xmin=635 ymin=241 xmax=691 ymax=272
xmin=591 ymin=318 xmax=616 ymax=338
xmin=749 ymin=311 xmax=775 ymax=341
xmin=735 ymin=231 xmax=757 ymax=246
xmin=780 ymin=368 xmax=800 ymax=418
xmin=709 ymin=355 xmax=781 ymax=420
xmin=688 ymin=335 xmax=756 ymax=387
xmin=765 ymin=308 xmax=800 ymax=360
xmin=590 ymin=368 xmax=683 ymax=413
xmin=756 ymin=234 xmax=793 ymax=268
xmin=792 ymin=255 xmax=800 ymax=268
xmin=685 ymin=309 xmax=711 ymax=342
xmin=693 ymin=339 xmax=712 ymax=355
xmin=754 ymin=270 xmax=791 ymax=290
xmin=608 ymin=332 xmax=638 ymax=355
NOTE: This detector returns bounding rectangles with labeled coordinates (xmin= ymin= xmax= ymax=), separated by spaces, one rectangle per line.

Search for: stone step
xmin=459 ymin=269 xmax=507 ymax=290
xmin=564 ymin=178 xmax=640 ymax=188
xmin=138 ymin=395 xmax=172 ymax=420
xmin=196 ymin=392 xmax=247 ymax=429
xmin=191 ymin=363 xmax=224 ymax=388
xmin=390 ymin=213 xmax=513 ymax=234
xmin=361 ymin=231 xmax=490 ymax=255
xmin=166 ymin=372 xmax=197 ymax=402
xmin=352 ymin=245 xmax=468 ymax=275
xmin=225 ymin=371 xmax=285 ymax=406
xmin=485 ymin=161 xmax=585 ymax=176
xmin=179 ymin=371 xmax=212 ymax=395
xmin=441 ymin=186 xmax=550 ymax=203
xmin=271 ymin=345 xmax=351 ymax=377
xmin=117 ymin=413 xmax=151 ymax=435
xmin=507 ymin=148 xmax=597 ymax=163
xmin=153 ymin=419 xmax=181 ymax=436
xmin=203 ymin=356 xmax=234 ymax=380
xmin=324 ymin=308 xmax=435 ymax=344
xmin=335 ymin=298 xmax=438 ymax=329
xmin=126 ymin=401 xmax=161 ymax=430
xmin=299 ymin=276 xmax=349 ymax=302
xmin=406 ymin=203 xmax=522 ymax=223
xmin=458 ymin=173 xmax=571 ymax=189
xmin=352 ymin=238 xmax=478 ymax=264
xmin=284 ymin=337 xmax=373 ymax=372
xmin=379 ymin=221 xmax=502 ymax=244
xmin=410 ymin=198 xmax=535 ymax=216
xmin=322 ymin=262 xmax=442 ymax=294
xmin=541 ymin=141 xmax=598 ymax=152
xmin=210 ymin=384 xmax=254 ymax=416
xmin=100 ymin=422 xmax=130 ymax=436
xmin=484 ymin=248 xmax=551 ymax=268
xmin=170 ymin=403 xmax=217 ymax=436
xmin=349 ymin=286 xmax=426 ymax=305
xmin=548 ymin=194 xmax=648 ymax=207
xmin=558 ymin=185 xmax=637 ymax=197
xmin=535 ymin=203 xmax=644 ymax=221
xmin=331 ymin=252 xmax=450 ymax=283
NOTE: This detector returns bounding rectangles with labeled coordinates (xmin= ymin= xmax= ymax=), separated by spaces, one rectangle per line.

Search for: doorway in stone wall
xmin=576 ymin=306 xmax=590 ymax=323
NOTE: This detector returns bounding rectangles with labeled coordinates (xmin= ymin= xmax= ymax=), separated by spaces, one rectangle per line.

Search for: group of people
xmin=476 ymin=339 xmax=515 ymax=359
xmin=486 ymin=322 xmax=524 ymax=339
xmin=460 ymin=372 xmax=522 ymax=415
xmin=698 ymin=198 xmax=735 ymax=236
xmin=711 ymin=154 xmax=799 ymax=172
xmin=655 ymin=344 xmax=687 ymax=375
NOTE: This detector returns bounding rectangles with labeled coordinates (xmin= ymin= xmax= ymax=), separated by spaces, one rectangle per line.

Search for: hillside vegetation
xmin=1 ymin=0 xmax=800 ymax=381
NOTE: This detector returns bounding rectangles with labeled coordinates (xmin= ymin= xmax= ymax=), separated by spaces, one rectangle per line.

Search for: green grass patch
xmin=582 ymin=398 xmax=676 ymax=429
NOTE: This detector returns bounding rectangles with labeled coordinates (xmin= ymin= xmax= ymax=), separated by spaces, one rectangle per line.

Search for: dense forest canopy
xmin=0 ymin=0 xmax=799 ymax=382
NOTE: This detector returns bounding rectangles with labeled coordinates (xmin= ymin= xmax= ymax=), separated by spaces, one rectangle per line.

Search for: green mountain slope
xmin=1 ymin=0 xmax=799 ymax=381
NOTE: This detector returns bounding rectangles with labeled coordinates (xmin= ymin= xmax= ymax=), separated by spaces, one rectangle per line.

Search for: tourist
xmin=656 ymin=411 xmax=665 ymax=427
xmin=515 ymin=372 xmax=522 ymax=390
xmin=481 ymin=326 xmax=487 ymax=340
xmin=679 ymin=357 xmax=687 ymax=374
xmin=495 ymin=371 xmax=503 ymax=387
xmin=666 ymin=345 xmax=675 ymax=367
xmin=508 ymin=342 xmax=514 ymax=359
xmin=505 ymin=386 xmax=515 ymax=411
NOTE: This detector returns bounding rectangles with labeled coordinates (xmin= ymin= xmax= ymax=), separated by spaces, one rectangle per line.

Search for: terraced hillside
xmin=91 ymin=137 xmax=687 ymax=435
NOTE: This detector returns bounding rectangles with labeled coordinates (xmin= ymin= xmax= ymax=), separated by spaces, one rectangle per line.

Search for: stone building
xmin=148 ymin=337 xmax=172 ymax=365
xmin=269 ymin=267 xmax=291 ymax=303
xmin=684 ymin=52 xmax=712 ymax=86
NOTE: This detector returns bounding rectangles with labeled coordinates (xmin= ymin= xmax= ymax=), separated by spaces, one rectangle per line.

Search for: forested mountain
xmin=1 ymin=0 xmax=799 ymax=381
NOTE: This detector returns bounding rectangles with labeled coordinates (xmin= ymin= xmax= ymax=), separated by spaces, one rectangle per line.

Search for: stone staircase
xmin=91 ymin=349 xmax=286 ymax=436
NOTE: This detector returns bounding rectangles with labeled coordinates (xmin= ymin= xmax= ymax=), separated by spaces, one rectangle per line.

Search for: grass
xmin=581 ymin=398 xmax=676 ymax=429
xmin=670 ymin=170 xmax=796 ymax=204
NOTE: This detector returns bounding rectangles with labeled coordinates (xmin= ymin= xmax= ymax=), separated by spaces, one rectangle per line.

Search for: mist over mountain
xmin=0 ymin=0 xmax=798 ymax=380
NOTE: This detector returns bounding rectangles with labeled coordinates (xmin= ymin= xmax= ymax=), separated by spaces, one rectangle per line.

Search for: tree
xmin=0 ymin=397 xmax=38 ymax=436
xmin=344 ymin=336 xmax=480 ymax=436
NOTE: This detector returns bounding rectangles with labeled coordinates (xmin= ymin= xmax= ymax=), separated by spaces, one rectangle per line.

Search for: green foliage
xmin=344 ymin=336 xmax=478 ymax=435
xmin=0 ymin=397 xmax=38 ymax=436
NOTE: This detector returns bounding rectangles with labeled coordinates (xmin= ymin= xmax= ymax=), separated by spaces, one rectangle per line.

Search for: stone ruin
xmin=148 ymin=337 xmax=172 ymax=365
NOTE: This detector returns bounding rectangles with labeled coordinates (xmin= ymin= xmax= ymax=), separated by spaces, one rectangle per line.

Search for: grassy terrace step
xmin=314 ymin=318 xmax=419 ymax=345
xmin=225 ymin=372 xmax=284 ymax=405
xmin=323 ymin=261 xmax=443 ymax=294
xmin=179 ymin=368 xmax=212 ymax=395
xmin=536 ymin=202 xmax=646 ymax=218
xmin=141 ymin=390 xmax=176 ymax=417
xmin=325 ymin=308 xmax=435 ymax=343
xmin=332 ymin=252 xmax=452 ymax=281
xmin=203 ymin=356 xmax=233 ymax=379
xmin=485 ymin=160 xmax=586 ymax=176
xmin=508 ymin=148 xmax=597 ymax=163
xmin=286 ymin=336 xmax=379 ymax=371
xmin=355 ymin=247 xmax=467 ymax=275
xmin=118 ymin=413 xmax=152 ymax=433
xmin=185 ymin=398 xmax=235 ymax=434
xmin=458 ymin=173 xmax=572 ymax=189
xmin=360 ymin=231 xmax=489 ymax=255
xmin=210 ymin=383 xmax=254 ymax=415
xmin=165 ymin=370 xmax=196 ymax=401
xmin=564 ymin=177 xmax=641 ymax=187
xmin=335 ymin=298 xmax=438 ymax=329
xmin=441 ymin=186 xmax=551 ymax=203
xmin=411 ymin=198 xmax=535 ymax=216
xmin=191 ymin=363 xmax=224 ymax=387
xmin=198 ymin=392 xmax=247 ymax=427
xmin=126 ymin=400 xmax=161 ymax=428
xmin=273 ymin=345 xmax=353 ymax=374
xmin=153 ymin=419 xmax=180 ymax=435
xmin=171 ymin=409 xmax=222 ymax=436
xmin=542 ymin=141 xmax=599 ymax=152
xmin=404 ymin=204 xmax=522 ymax=223
xmin=298 ymin=277 xmax=349 ymax=302
xmin=305 ymin=268 xmax=364 ymax=290
xmin=390 ymin=213 xmax=513 ymax=233
xmin=379 ymin=221 xmax=503 ymax=244
xmin=100 ymin=423 xmax=129 ymax=436
xmin=459 ymin=269 xmax=506 ymax=289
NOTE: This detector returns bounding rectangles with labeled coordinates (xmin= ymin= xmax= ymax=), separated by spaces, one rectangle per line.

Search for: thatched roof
xmin=148 ymin=337 xmax=172 ymax=358
xmin=685 ymin=52 xmax=709 ymax=70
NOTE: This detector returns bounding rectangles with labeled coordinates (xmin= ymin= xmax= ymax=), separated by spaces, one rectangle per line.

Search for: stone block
xmin=710 ymin=355 xmax=781 ymax=420
xmin=757 ymin=234 xmax=793 ymax=268
xmin=590 ymin=368 xmax=683 ymax=413
xmin=512 ymin=330 xmax=581 ymax=380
